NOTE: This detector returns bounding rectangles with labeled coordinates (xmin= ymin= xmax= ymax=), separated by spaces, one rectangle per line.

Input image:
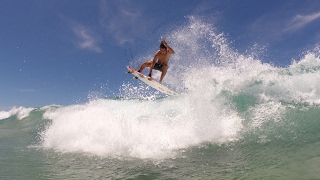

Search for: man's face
xmin=160 ymin=48 xmax=167 ymax=54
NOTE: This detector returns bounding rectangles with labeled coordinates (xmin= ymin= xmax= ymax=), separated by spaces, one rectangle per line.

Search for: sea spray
xmin=41 ymin=95 xmax=242 ymax=159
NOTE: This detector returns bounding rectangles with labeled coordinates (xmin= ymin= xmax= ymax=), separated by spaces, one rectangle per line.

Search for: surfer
xmin=138 ymin=38 xmax=175 ymax=84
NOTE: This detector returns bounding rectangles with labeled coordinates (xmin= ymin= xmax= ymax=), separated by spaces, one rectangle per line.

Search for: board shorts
xmin=153 ymin=62 xmax=163 ymax=72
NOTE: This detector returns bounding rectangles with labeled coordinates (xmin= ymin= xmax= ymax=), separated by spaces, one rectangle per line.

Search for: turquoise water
xmin=1 ymin=101 xmax=320 ymax=179
xmin=1 ymin=17 xmax=320 ymax=179
xmin=1 ymin=78 xmax=320 ymax=179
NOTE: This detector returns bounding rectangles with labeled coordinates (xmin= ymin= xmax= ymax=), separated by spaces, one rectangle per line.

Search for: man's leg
xmin=138 ymin=61 xmax=152 ymax=72
xmin=159 ymin=65 xmax=168 ymax=83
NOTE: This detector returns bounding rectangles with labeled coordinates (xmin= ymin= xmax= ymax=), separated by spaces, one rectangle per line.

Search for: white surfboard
xmin=126 ymin=66 xmax=180 ymax=96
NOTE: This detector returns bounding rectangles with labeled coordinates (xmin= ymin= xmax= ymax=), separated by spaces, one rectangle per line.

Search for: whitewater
xmin=1 ymin=17 xmax=320 ymax=179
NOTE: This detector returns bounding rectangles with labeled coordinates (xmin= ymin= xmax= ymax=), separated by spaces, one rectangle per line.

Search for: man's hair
xmin=160 ymin=42 xmax=167 ymax=49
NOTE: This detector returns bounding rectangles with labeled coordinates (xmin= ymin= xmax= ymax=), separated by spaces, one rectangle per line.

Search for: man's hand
xmin=161 ymin=37 xmax=174 ymax=54
xmin=161 ymin=38 xmax=167 ymax=45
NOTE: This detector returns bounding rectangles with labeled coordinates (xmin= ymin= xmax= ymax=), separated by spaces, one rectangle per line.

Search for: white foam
xmin=42 ymin=96 xmax=243 ymax=159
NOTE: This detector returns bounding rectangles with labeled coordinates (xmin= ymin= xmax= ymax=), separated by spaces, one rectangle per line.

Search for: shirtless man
xmin=138 ymin=38 xmax=175 ymax=84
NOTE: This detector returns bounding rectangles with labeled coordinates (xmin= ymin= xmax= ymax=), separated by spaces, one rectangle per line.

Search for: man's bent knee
xmin=162 ymin=65 xmax=168 ymax=71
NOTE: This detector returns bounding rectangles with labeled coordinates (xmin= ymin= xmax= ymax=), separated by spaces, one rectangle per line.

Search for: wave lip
xmin=0 ymin=107 xmax=34 ymax=120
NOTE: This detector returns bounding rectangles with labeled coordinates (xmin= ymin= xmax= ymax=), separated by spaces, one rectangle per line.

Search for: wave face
xmin=1 ymin=17 xmax=320 ymax=179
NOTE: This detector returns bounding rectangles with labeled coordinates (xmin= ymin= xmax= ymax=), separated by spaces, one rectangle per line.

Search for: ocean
xmin=1 ymin=17 xmax=320 ymax=179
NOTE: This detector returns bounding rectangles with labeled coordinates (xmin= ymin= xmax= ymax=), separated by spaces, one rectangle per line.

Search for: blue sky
xmin=1 ymin=0 xmax=320 ymax=108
